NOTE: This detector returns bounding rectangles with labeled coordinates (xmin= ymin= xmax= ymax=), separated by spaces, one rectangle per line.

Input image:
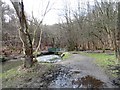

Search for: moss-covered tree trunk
xmin=11 ymin=0 xmax=33 ymax=68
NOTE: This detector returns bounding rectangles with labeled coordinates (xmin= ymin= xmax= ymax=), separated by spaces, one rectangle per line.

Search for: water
xmin=49 ymin=69 xmax=104 ymax=88
xmin=72 ymin=75 xmax=104 ymax=88
xmin=49 ymin=68 xmax=73 ymax=88
xmin=36 ymin=55 xmax=61 ymax=63
xmin=49 ymin=73 xmax=72 ymax=88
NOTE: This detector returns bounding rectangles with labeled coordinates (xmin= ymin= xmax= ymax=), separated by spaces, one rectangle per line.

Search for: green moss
xmin=41 ymin=63 xmax=54 ymax=69
xmin=62 ymin=52 xmax=71 ymax=59
xmin=2 ymin=60 xmax=23 ymax=72
xmin=2 ymin=63 xmax=58 ymax=88
xmin=1 ymin=67 xmax=19 ymax=79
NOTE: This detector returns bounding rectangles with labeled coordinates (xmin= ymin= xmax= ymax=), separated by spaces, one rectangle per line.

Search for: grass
xmin=0 ymin=60 xmax=23 ymax=85
xmin=2 ymin=60 xmax=23 ymax=72
xmin=1 ymin=62 xmax=58 ymax=88
xmin=80 ymin=52 xmax=116 ymax=68
xmin=79 ymin=52 xmax=118 ymax=77
xmin=1 ymin=67 xmax=19 ymax=79
xmin=1 ymin=52 xmax=70 ymax=85
xmin=62 ymin=52 xmax=71 ymax=59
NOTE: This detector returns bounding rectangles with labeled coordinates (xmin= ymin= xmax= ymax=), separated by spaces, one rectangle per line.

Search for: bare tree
xmin=32 ymin=1 xmax=51 ymax=54
xmin=11 ymin=0 xmax=33 ymax=68
xmin=10 ymin=0 xmax=52 ymax=67
xmin=116 ymin=2 xmax=120 ymax=63
xmin=0 ymin=0 xmax=2 ymax=57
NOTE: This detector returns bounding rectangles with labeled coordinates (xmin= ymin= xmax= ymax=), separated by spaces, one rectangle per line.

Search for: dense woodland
xmin=1 ymin=0 xmax=120 ymax=67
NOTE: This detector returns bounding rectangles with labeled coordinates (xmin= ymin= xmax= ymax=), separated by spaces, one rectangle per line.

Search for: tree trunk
xmin=108 ymin=34 xmax=113 ymax=50
xmin=92 ymin=41 xmax=96 ymax=51
xmin=11 ymin=0 xmax=33 ymax=68
xmin=0 ymin=2 xmax=2 ymax=42
xmin=21 ymin=32 xmax=33 ymax=68
xmin=116 ymin=2 xmax=120 ymax=63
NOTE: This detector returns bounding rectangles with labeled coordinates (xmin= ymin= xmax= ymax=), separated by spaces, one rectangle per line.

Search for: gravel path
xmin=55 ymin=54 xmax=114 ymax=88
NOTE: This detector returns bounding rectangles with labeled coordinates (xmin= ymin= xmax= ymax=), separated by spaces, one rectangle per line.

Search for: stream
xmin=36 ymin=55 xmax=61 ymax=63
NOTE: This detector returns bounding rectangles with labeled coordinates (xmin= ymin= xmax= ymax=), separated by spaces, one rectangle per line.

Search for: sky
xmin=3 ymin=0 xmax=95 ymax=25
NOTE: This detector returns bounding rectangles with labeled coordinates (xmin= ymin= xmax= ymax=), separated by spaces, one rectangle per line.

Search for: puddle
xmin=49 ymin=69 xmax=104 ymax=88
xmin=36 ymin=55 xmax=61 ymax=63
xmin=49 ymin=68 xmax=73 ymax=88
xmin=72 ymin=75 xmax=104 ymax=88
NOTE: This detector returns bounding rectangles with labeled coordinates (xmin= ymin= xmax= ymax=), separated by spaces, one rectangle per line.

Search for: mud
xmin=49 ymin=66 xmax=105 ymax=88
xmin=49 ymin=54 xmax=115 ymax=88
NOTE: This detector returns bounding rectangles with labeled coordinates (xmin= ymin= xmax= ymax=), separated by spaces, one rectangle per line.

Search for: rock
xmin=70 ymin=69 xmax=81 ymax=74
xmin=33 ymin=83 xmax=41 ymax=87
xmin=24 ymin=77 xmax=32 ymax=82
xmin=46 ymin=74 xmax=53 ymax=78
xmin=36 ymin=78 xmax=41 ymax=83
xmin=39 ymin=82 xmax=44 ymax=86
xmin=113 ymin=78 xmax=120 ymax=86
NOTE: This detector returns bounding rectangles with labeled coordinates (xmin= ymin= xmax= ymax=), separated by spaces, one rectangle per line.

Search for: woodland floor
xmin=1 ymin=51 xmax=119 ymax=88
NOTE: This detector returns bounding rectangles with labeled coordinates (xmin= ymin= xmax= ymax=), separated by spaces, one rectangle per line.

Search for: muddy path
xmin=49 ymin=54 xmax=115 ymax=88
